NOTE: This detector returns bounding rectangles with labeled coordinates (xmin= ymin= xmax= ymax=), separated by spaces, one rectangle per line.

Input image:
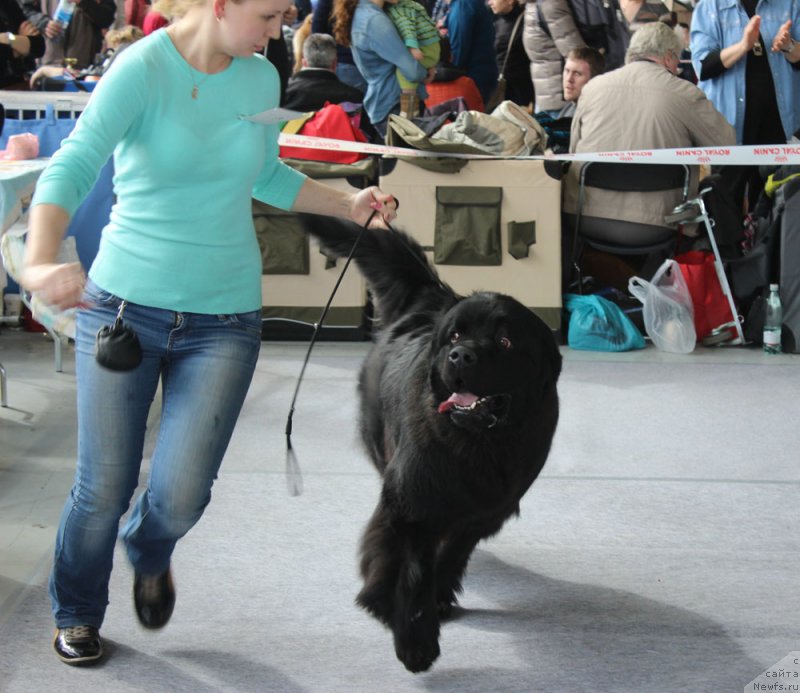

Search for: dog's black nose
xmin=448 ymin=345 xmax=477 ymax=370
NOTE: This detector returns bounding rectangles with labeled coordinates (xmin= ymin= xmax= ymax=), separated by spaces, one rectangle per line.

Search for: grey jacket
xmin=522 ymin=0 xmax=587 ymax=112
xmin=563 ymin=60 xmax=736 ymax=228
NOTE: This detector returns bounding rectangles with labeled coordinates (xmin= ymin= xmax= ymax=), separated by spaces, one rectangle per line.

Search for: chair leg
xmin=54 ymin=334 xmax=63 ymax=373
xmin=0 ymin=362 xmax=7 ymax=407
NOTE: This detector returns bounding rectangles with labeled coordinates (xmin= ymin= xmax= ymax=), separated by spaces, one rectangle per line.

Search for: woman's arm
xmin=291 ymin=177 xmax=398 ymax=227
xmin=21 ymin=204 xmax=87 ymax=310
xmin=719 ymin=14 xmax=760 ymax=67
xmin=22 ymin=48 xmax=146 ymax=308
xmin=368 ymin=10 xmax=426 ymax=83
xmin=0 ymin=1 xmax=44 ymax=57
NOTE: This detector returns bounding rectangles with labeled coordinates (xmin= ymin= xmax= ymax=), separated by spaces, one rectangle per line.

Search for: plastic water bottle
xmin=763 ymin=284 xmax=782 ymax=354
xmin=52 ymin=0 xmax=75 ymax=38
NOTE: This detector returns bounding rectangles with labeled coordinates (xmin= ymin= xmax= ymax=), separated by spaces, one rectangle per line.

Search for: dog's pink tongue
xmin=438 ymin=392 xmax=479 ymax=413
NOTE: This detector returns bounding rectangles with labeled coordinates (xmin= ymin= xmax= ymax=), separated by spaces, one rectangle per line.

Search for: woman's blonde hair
xmin=151 ymin=0 xmax=228 ymax=21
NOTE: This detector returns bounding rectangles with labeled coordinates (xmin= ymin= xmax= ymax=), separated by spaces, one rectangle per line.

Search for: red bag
xmin=674 ymin=250 xmax=734 ymax=339
xmin=279 ymin=103 xmax=367 ymax=165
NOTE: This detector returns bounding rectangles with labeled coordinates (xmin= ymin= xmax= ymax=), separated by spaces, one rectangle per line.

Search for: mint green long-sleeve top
xmin=32 ymin=29 xmax=307 ymax=314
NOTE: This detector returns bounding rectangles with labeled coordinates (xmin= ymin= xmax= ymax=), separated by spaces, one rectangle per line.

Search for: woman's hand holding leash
xmin=352 ymin=186 xmax=399 ymax=228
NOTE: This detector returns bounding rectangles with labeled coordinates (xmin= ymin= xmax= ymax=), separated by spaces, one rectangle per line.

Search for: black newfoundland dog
xmin=300 ymin=214 xmax=562 ymax=673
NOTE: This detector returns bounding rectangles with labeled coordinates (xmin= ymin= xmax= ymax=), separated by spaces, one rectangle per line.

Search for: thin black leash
xmin=283 ymin=209 xmax=378 ymax=496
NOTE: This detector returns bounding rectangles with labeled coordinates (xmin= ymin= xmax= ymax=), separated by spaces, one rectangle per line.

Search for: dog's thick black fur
xmin=300 ymin=214 xmax=562 ymax=673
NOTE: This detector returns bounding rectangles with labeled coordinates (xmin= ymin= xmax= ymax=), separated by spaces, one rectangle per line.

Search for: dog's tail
xmin=298 ymin=213 xmax=457 ymax=326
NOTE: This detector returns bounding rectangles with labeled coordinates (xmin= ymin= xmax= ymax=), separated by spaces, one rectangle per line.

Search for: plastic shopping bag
xmin=563 ymin=293 xmax=645 ymax=351
xmin=628 ymin=259 xmax=697 ymax=354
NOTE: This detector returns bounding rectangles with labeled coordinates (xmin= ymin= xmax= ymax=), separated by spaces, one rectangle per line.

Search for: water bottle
xmin=52 ymin=0 xmax=75 ymax=39
xmin=763 ymin=284 xmax=782 ymax=354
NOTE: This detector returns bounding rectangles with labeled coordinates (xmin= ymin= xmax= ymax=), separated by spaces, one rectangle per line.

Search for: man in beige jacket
xmin=563 ymin=21 xmax=736 ymax=246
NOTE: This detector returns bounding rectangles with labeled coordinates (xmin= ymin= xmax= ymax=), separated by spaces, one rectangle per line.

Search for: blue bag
xmin=0 ymin=104 xmax=77 ymax=156
xmin=563 ymin=293 xmax=646 ymax=351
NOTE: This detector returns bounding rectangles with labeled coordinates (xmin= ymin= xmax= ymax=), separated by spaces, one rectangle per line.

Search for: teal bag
xmin=564 ymin=293 xmax=646 ymax=352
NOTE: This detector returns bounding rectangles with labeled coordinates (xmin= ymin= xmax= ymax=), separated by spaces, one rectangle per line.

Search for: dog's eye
xmin=499 ymin=336 xmax=512 ymax=349
xmin=450 ymin=331 xmax=460 ymax=343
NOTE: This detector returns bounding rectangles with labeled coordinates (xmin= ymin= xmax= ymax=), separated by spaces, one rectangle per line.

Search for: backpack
xmin=279 ymin=102 xmax=368 ymax=165
xmin=538 ymin=0 xmax=631 ymax=71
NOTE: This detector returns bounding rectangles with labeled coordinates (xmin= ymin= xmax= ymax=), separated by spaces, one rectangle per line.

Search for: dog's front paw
xmin=436 ymin=591 xmax=459 ymax=620
xmin=393 ymin=608 xmax=440 ymax=673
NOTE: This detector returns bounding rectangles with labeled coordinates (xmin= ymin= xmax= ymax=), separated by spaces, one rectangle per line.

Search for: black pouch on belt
xmin=96 ymin=301 xmax=142 ymax=372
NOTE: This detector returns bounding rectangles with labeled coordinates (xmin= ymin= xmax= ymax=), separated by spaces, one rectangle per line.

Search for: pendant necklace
xmin=188 ymin=65 xmax=212 ymax=100
xmin=169 ymin=28 xmax=213 ymax=100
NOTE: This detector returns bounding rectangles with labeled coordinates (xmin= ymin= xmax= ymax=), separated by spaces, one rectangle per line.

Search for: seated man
xmin=563 ymin=21 xmax=735 ymax=247
xmin=536 ymin=46 xmax=604 ymax=153
xmin=283 ymin=33 xmax=366 ymax=113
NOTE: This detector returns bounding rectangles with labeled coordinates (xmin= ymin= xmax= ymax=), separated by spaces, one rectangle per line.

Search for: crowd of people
xmin=2 ymin=0 xmax=800 ymax=670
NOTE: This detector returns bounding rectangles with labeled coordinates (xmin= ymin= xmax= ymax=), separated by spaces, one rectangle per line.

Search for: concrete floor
xmin=1 ymin=326 xmax=798 ymax=692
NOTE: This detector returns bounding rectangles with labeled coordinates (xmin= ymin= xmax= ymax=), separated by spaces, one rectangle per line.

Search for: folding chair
xmin=568 ymin=161 xmax=692 ymax=288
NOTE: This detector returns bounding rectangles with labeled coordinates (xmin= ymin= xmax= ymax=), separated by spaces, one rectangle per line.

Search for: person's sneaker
xmin=53 ymin=625 xmax=103 ymax=665
xmin=134 ymin=568 xmax=175 ymax=629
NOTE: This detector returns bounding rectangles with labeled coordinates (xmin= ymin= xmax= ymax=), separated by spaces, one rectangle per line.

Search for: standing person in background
xmin=488 ymin=0 xmax=533 ymax=108
xmin=23 ymin=0 xmax=116 ymax=69
xmin=691 ymin=0 xmax=800 ymax=212
xmin=522 ymin=0 xmax=589 ymax=116
xmin=332 ymin=0 xmax=429 ymax=138
xmin=618 ymin=0 xmax=669 ymax=33
xmin=313 ymin=0 xmax=367 ymax=91
xmin=443 ymin=0 xmax=497 ymax=105
xmin=0 ymin=0 xmax=44 ymax=88
xmin=385 ymin=0 xmax=440 ymax=117
xmin=21 ymin=0 xmax=398 ymax=667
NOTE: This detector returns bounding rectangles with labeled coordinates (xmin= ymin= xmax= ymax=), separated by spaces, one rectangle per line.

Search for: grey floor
xmin=0 ymin=326 xmax=798 ymax=692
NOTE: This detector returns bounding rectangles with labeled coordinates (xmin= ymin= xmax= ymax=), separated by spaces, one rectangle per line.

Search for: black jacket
xmin=283 ymin=68 xmax=379 ymax=142
xmin=283 ymin=68 xmax=365 ymax=113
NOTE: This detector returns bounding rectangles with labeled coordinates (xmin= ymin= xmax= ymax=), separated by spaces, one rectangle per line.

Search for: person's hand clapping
xmin=771 ymin=19 xmax=794 ymax=52
xmin=742 ymin=15 xmax=761 ymax=51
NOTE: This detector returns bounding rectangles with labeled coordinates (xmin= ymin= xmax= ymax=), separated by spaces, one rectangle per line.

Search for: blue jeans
xmin=49 ymin=280 xmax=262 ymax=628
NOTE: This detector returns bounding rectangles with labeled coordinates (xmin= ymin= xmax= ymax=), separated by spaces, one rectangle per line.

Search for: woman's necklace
xmin=168 ymin=27 xmax=216 ymax=100
xmin=188 ymin=66 xmax=211 ymax=100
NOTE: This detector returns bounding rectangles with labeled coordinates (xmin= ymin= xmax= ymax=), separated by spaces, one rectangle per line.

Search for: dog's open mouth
xmin=437 ymin=393 xmax=512 ymax=430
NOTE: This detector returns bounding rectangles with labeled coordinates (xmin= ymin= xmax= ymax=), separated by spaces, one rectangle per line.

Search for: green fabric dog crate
xmin=379 ymin=158 xmax=562 ymax=330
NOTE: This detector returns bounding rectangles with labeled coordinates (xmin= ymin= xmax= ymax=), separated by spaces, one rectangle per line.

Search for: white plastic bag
xmin=628 ymin=259 xmax=697 ymax=354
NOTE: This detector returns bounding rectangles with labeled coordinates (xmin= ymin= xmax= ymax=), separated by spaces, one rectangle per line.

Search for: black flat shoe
xmin=134 ymin=568 xmax=175 ymax=629
xmin=53 ymin=625 xmax=103 ymax=665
